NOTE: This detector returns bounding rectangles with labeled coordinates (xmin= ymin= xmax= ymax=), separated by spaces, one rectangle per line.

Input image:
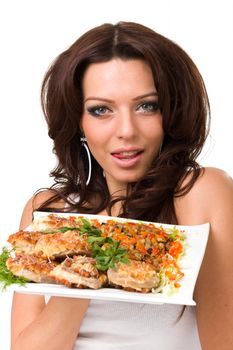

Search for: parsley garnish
xmin=0 ymin=247 xmax=27 ymax=290
xmin=42 ymin=218 xmax=103 ymax=236
xmin=92 ymin=239 xmax=129 ymax=271
xmin=79 ymin=218 xmax=129 ymax=271
xmin=78 ymin=218 xmax=103 ymax=236
xmin=42 ymin=227 xmax=78 ymax=234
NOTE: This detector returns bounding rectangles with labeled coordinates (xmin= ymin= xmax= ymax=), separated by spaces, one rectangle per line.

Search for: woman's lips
xmin=111 ymin=150 xmax=143 ymax=167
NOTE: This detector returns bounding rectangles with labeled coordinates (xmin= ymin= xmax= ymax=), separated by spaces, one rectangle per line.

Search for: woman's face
xmin=81 ymin=58 xmax=164 ymax=194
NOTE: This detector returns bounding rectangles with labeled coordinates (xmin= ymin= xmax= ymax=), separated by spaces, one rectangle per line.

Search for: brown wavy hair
xmin=38 ymin=21 xmax=210 ymax=224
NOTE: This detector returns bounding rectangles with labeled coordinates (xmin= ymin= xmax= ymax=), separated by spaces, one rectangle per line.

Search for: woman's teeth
xmin=120 ymin=151 xmax=139 ymax=156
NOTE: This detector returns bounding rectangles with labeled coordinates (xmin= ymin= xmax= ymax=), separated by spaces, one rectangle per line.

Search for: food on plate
xmin=107 ymin=260 xmax=160 ymax=292
xmin=32 ymin=214 xmax=83 ymax=231
xmin=7 ymin=231 xmax=43 ymax=254
xmin=50 ymin=256 xmax=107 ymax=289
xmin=6 ymin=253 xmax=57 ymax=283
xmin=33 ymin=230 xmax=92 ymax=259
xmin=8 ymin=229 xmax=91 ymax=260
xmin=1 ymin=214 xmax=186 ymax=294
xmin=100 ymin=219 xmax=178 ymax=267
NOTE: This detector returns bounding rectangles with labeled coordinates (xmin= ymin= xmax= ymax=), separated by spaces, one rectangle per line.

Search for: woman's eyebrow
xmin=132 ymin=92 xmax=158 ymax=101
xmin=84 ymin=92 xmax=158 ymax=104
xmin=84 ymin=97 xmax=114 ymax=103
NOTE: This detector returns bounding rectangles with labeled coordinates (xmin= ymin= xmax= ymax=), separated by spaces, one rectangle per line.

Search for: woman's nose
xmin=115 ymin=110 xmax=138 ymax=140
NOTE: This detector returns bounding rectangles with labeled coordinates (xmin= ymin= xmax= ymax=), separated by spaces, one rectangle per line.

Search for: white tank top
xmin=73 ymin=300 xmax=201 ymax=349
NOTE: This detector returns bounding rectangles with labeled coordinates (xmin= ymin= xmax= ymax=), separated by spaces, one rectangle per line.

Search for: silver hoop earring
xmin=80 ymin=137 xmax=92 ymax=186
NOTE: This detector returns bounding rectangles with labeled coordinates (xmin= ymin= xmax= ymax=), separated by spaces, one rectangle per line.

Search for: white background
xmin=0 ymin=0 xmax=232 ymax=348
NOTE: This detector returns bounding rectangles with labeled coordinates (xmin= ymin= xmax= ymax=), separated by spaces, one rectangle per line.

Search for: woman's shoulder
xmin=19 ymin=189 xmax=65 ymax=230
xmin=189 ymin=167 xmax=232 ymax=197
xmin=175 ymin=167 xmax=233 ymax=225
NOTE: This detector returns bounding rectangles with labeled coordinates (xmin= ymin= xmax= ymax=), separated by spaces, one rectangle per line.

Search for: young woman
xmin=11 ymin=22 xmax=233 ymax=350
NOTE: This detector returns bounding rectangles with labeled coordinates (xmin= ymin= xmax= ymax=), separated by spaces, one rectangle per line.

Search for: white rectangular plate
xmin=9 ymin=212 xmax=210 ymax=306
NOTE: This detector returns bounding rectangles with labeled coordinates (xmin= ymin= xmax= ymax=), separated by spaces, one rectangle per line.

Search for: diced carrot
xmin=174 ymin=282 xmax=181 ymax=288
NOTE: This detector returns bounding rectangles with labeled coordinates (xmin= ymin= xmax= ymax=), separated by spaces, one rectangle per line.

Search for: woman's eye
xmin=137 ymin=102 xmax=160 ymax=113
xmin=87 ymin=106 xmax=110 ymax=117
